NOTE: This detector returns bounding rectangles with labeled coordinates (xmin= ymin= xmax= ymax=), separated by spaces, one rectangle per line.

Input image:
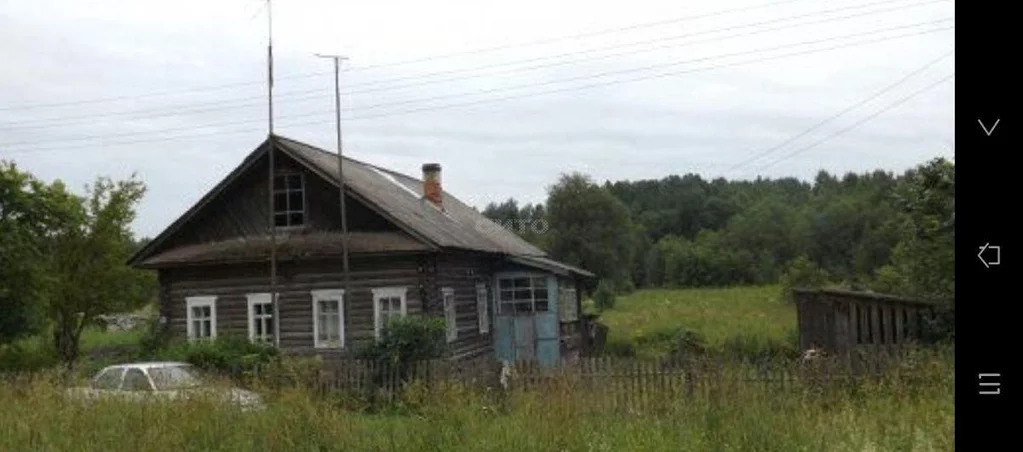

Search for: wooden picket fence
xmin=307 ymin=355 xmax=502 ymax=404
xmin=254 ymin=348 xmax=947 ymax=411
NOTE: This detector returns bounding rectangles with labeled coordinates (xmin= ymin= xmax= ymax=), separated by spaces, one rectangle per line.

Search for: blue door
xmin=493 ymin=274 xmax=560 ymax=366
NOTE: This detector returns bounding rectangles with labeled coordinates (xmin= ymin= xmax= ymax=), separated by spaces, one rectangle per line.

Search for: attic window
xmin=273 ymin=173 xmax=304 ymax=227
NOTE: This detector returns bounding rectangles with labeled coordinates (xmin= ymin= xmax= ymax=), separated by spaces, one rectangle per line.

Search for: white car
xmin=66 ymin=362 xmax=264 ymax=411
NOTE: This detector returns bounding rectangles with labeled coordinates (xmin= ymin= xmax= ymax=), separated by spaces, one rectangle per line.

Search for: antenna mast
xmin=266 ymin=0 xmax=280 ymax=348
xmin=315 ymin=53 xmax=352 ymax=342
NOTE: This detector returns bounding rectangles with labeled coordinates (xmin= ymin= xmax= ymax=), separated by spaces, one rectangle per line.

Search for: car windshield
xmin=147 ymin=365 xmax=202 ymax=390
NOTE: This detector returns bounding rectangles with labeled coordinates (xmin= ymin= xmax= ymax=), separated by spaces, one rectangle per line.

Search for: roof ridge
xmin=273 ymin=134 xmax=424 ymax=183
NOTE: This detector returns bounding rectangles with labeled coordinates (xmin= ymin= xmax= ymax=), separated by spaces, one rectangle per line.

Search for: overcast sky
xmin=1 ymin=0 xmax=954 ymax=238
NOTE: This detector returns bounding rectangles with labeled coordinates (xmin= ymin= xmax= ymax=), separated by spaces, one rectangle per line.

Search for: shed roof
xmin=508 ymin=255 xmax=596 ymax=278
xmin=792 ymin=288 xmax=936 ymax=306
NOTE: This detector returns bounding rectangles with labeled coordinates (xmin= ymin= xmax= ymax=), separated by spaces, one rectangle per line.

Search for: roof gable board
xmin=128 ymin=142 xmax=270 ymax=266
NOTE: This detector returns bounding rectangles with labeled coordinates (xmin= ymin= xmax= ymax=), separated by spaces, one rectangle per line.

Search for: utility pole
xmin=315 ymin=53 xmax=352 ymax=339
xmin=265 ymin=0 xmax=280 ymax=348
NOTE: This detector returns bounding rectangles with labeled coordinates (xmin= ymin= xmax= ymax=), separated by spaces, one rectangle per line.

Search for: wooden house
xmin=129 ymin=136 xmax=594 ymax=366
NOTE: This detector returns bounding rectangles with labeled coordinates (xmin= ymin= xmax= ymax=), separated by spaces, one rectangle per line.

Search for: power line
xmin=756 ymin=74 xmax=955 ymax=172
xmin=2 ymin=0 xmax=943 ymax=131
xmin=347 ymin=20 xmax=953 ymax=114
xmin=342 ymin=26 xmax=952 ymax=122
xmin=2 ymin=25 xmax=953 ymax=154
xmin=0 ymin=0 xmax=815 ymax=112
xmin=1 ymin=18 xmax=952 ymax=148
xmin=725 ymin=50 xmax=953 ymax=172
xmin=318 ymin=0 xmax=944 ymax=92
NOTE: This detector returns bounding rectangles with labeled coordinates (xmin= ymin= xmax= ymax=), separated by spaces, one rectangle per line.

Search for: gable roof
xmin=130 ymin=135 xmax=560 ymax=269
xmin=275 ymin=135 xmax=546 ymax=256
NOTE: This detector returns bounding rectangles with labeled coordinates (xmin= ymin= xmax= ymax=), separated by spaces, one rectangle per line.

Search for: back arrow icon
xmin=978 ymin=243 xmax=1001 ymax=268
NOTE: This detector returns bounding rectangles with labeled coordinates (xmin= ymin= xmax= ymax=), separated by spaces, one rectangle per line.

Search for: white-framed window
xmin=185 ymin=296 xmax=217 ymax=341
xmin=476 ymin=283 xmax=489 ymax=334
xmin=246 ymin=293 xmax=276 ymax=343
xmin=372 ymin=287 xmax=407 ymax=340
xmin=442 ymin=287 xmax=456 ymax=343
xmin=273 ymin=172 xmax=305 ymax=228
xmin=311 ymin=289 xmax=345 ymax=349
xmin=496 ymin=274 xmax=549 ymax=314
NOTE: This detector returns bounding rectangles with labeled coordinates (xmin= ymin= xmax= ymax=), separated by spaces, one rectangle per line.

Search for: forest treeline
xmin=482 ymin=157 xmax=954 ymax=305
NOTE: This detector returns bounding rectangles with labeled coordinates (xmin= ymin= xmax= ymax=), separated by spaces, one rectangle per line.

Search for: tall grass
xmin=1 ymin=352 xmax=953 ymax=451
xmin=598 ymin=285 xmax=796 ymax=359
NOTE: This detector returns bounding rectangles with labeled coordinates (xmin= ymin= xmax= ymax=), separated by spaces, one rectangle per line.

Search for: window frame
xmin=442 ymin=287 xmax=457 ymax=343
xmin=476 ymin=282 xmax=490 ymax=334
xmin=121 ymin=367 xmax=155 ymax=392
xmin=372 ymin=287 xmax=408 ymax=341
xmin=311 ymin=289 xmax=345 ymax=349
xmin=273 ymin=171 xmax=306 ymax=229
xmin=246 ymin=293 xmax=276 ymax=344
xmin=495 ymin=272 xmax=550 ymax=315
xmin=92 ymin=366 xmax=126 ymax=390
xmin=185 ymin=296 xmax=217 ymax=341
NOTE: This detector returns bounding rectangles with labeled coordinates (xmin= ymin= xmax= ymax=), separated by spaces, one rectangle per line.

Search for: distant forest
xmin=482 ymin=158 xmax=954 ymax=304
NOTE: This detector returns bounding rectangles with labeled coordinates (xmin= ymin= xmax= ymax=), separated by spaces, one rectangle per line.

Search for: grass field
xmin=1 ymin=286 xmax=953 ymax=451
xmin=1 ymin=353 xmax=953 ymax=452
xmin=595 ymin=285 xmax=797 ymax=359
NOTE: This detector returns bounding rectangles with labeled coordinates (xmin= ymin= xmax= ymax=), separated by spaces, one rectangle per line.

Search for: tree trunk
xmin=53 ymin=313 xmax=82 ymax=371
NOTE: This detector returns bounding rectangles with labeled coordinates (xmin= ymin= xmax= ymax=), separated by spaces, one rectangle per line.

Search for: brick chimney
xmin=422 ymin=163 xmax=443 ymax=208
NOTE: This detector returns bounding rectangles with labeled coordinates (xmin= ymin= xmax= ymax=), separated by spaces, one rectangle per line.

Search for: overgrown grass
xmin=0 ymin=351 xmax=953 ymax=451
xmin=1 ymin=327 xmax=145 ymax=374
xmin=596 ymin=285 xmax=797 ymax=359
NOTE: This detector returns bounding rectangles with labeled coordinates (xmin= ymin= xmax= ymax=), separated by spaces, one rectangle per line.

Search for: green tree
xmin=592 ymin=280 xmax=617 ymax=311
xmin=482 ymin=198 xmax=549 ymax=249
xmin=0 ymin=161 xmax=54 ymax=344
xmin=779 ymin=255 xmax=833 ymax=303
xmin=46 ymin=176 xmax=148 ymax=368
xmin=546 ymin=173 xmax=635 ymax=286
xmin=874 ymin=158 xmax=954 ymax=303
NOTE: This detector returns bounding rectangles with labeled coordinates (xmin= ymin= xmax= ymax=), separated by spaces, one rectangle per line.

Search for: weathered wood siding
xmin=160 ymin=151 xmax=396 ymax=252
xmin=429 ymin=252 xmax=497 ymax=361
xmin=794 ymin=289 xmax=939 ymax=353
xmin=159 ymin=254 xmax=427 ymax=357
xmin=557 ymin=276 xmax=583 ymax=361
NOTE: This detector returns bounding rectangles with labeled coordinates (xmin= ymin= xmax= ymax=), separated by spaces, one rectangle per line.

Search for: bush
xmin=779 ymin=256 xmax=832 ymax=303
xmin=593 ymin=280 xmax=617 ymax=311
xmin=156 ymin=336 xmax=278 ymax=376
xmin=615 ymin=278 xmax=636 ymax=295
xmin=663 ymin=327 xmax=707 ymax=359
xmin=715 ymin=332 xmax=799 ymax=362
xmin=251 ymin=355 xmax=324 ymax=389
xmin=138 ymin=317 xmax=171 ymax=355
xmin=360 ymin=316 xmax=446 ymax=390
xmin=0 ymin=342 xmax=58 ymax=373
xmin=362 ymin=316 xmax=446 ymax=365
